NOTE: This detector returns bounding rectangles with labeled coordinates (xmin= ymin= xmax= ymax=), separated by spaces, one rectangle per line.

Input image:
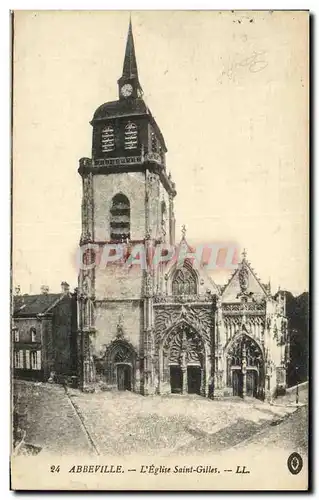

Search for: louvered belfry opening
xmin=101 ymin=125 xmax=115 ymax=152
xmin=110 ymin=193 xmax=130 ymax=241
xmin=124 ymin=122 xmax=138 ymax=150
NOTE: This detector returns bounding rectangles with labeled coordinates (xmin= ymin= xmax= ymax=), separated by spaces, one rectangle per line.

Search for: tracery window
xmin=110 ymin=193 xmax=130 ymax=241
xmin=172 ymin=266 xmax=197 ymax=295
xmin=101 ymin=125 xmax=115 ymax=152
xmin=124 ymin=122 xmax=138 ymax=150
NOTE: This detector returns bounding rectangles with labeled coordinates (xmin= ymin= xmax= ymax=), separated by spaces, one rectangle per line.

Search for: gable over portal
xmin=162 ymin=235 xmax=220 ymax=297
xmin=222 ymin=254 xmax=268 ymax=303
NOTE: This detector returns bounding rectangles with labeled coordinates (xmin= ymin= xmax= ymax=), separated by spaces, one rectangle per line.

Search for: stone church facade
xmin=77 ymin=20 xmax=289 ymax=400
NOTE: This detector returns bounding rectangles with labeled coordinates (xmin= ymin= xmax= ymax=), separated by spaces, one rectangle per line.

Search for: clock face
xmin=121 ymin=84 xmax=133 ymax=97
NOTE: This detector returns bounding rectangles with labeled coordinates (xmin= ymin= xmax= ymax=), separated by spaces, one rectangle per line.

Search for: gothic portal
xmin=77 ymin=20 xmax=289 ymax=400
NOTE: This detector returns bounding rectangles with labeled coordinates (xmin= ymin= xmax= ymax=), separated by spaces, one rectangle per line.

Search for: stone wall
xmin=94 ymin=299 xmax=143 ymax=356
xmin=93 ymin=172 xmax=146 ymax=241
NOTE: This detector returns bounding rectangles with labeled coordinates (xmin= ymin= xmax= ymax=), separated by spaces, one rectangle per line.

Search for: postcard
xmin=11 ymin=10 xmax=309 ymax=490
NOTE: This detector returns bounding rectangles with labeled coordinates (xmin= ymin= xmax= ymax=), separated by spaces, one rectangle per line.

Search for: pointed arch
xmin=157 ymin=318 xmax=209 ymax=396
xmin=102 ymin=339 xmax=137 ymax=391
xmin=107 ymin=339 xmax=137 ymax=364
xmin=172 ymin=264 xmax=197 ymax=295
xmin=110 ymin=193 xmax=130 ymax=241
xmin=224 ymin=329 xmax=264 ymax=357
xmin=224 ymin=331 xmax=265 ymax=399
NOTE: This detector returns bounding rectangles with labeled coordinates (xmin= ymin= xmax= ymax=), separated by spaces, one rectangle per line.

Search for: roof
xmin=122 ymin=18 xmax=138 ymax=79
xmin=13 ymin=293 xmax=64 ymax=317
xmin=92 ymin=98 xmax=167 ymax=152
xmin=92 ymin=98 xmax=149 ymax=121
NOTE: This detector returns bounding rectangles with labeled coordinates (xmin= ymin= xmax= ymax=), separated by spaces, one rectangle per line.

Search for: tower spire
xmin=122 ymin=17 xmax=138 ymax=79
xmin=118 ymin=17 xmax=143 ymax=99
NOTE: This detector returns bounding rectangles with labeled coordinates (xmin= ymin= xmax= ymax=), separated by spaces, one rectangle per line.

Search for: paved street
xmin=13 ymin=380 xmax=308 ymax=457
xmin=236 ymin=385 xmax=308 ymax=454
xmin=13 ymin=380 xmax=95 ymax=456
xmin=67 ymin=387 xmax=306 ymax=456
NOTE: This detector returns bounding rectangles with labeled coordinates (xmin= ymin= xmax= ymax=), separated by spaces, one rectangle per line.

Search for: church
xmin=77 ymin=20 xmax=289 ymax=400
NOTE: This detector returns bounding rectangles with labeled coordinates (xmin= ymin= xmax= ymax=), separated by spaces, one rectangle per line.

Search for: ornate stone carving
xmin=154 ymin=294 xmax=213 ymax=304
xmin=116 ymin=314 xmax=125 ymax=339
xmin=238 ymin=265 xmax=249 ymax=292
xmin=147 ymin=173 xmax=157 ymax=184
xmin=163 ymin=325 xmax=205 ymax=365
xmin=227 ymin=334 xmax=263 ymax=366
xmin=154 ymin=305 xmax=212 ymax=346
xmin=82 ymin=276 xmax=90 ymax=296
xmin=94 ymin=156 xmax=142 ymax=167
xmin=145 ymin=152 xmax=162 ymax=164
xmin=113 ymin=344 xmax=132 ymax=363
xmin=222 ymin=301 xmax=265 ymax=314
xmin=144 ymin=270 xmax=154 ymax=297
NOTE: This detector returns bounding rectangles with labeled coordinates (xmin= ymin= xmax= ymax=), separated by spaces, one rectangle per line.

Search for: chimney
xmin=61 ymin=281 xmax=70 ymax=294
xmin=40 ymin=285 xmax=49 ymax=295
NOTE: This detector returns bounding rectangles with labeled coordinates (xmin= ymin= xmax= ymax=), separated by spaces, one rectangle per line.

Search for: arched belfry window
xmin=101 ymin=125 xmax=115 ymax=152
xmin=172 ymin=266 xmax=197 ymax=295
xmin=110 ymin=194 xmax=130 ymax=241
xmin=124 ymin=122 xmax=138 ymax=150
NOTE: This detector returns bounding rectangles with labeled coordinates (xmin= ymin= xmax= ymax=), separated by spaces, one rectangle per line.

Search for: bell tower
xmin=77 ymin=18 xmax=177 ymax=392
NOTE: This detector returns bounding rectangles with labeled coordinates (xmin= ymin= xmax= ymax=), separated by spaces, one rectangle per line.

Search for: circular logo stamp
xmin=287 ymin=452 xmax=303 ymax=475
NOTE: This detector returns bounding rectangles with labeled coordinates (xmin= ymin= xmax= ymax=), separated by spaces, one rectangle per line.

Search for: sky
xmin=12 ymin=10 xmax=309 ymax=296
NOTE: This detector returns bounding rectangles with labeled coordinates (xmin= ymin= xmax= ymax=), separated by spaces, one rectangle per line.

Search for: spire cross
xmin=242 ymin=248 xmax=247 ymax=259
xmin=181 ymin=225 xmax=187 ymax=238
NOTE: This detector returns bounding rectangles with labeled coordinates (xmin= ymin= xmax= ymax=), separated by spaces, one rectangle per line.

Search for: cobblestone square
xmin=13 ymin=380 xmax=308 ymax=457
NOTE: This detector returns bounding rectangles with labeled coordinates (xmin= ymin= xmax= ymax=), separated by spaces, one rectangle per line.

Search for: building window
xmin=13 ymin=328 xmax=19 ymax=342
xmin=30 ymin=351 xmax=41 ymax=370
xmin=124 ymin=122 xmax=138 ymax=150
xmin=101 ymin=125 xmax=115 ymax=152
xmin=110 ymin=193 xmax=130 ymax=241
xmin=14 ymin=350 xmax=23 ymax=369
xmin=172 ymin=266 xmax=197 ymax=295
xmin=30 ymin=327 xmax=36 ymax=342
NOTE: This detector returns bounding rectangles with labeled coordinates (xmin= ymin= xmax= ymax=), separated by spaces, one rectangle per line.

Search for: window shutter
xmin=110 ymin=194 xmax=130 ymax=241
xmin=101 ymin=125 xmax=115 ymax=152
xmin=124 ymin=123 xmax=138 ymax=150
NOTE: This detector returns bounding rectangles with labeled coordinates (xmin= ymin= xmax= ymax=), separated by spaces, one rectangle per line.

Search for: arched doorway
xmin=116 ymin=363 xmax=132 ymax=391
xmin=161 ymin=323 xmax=206 ymax=395
xmin=226 ymin=333 xmax=264 ymax=399
xmin=105 ymin=340 xmax=136 ymax=392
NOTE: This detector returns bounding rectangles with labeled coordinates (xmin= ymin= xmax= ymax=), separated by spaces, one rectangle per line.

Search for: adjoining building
xmin=12 ymin=283 xmax=77 ymax=382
